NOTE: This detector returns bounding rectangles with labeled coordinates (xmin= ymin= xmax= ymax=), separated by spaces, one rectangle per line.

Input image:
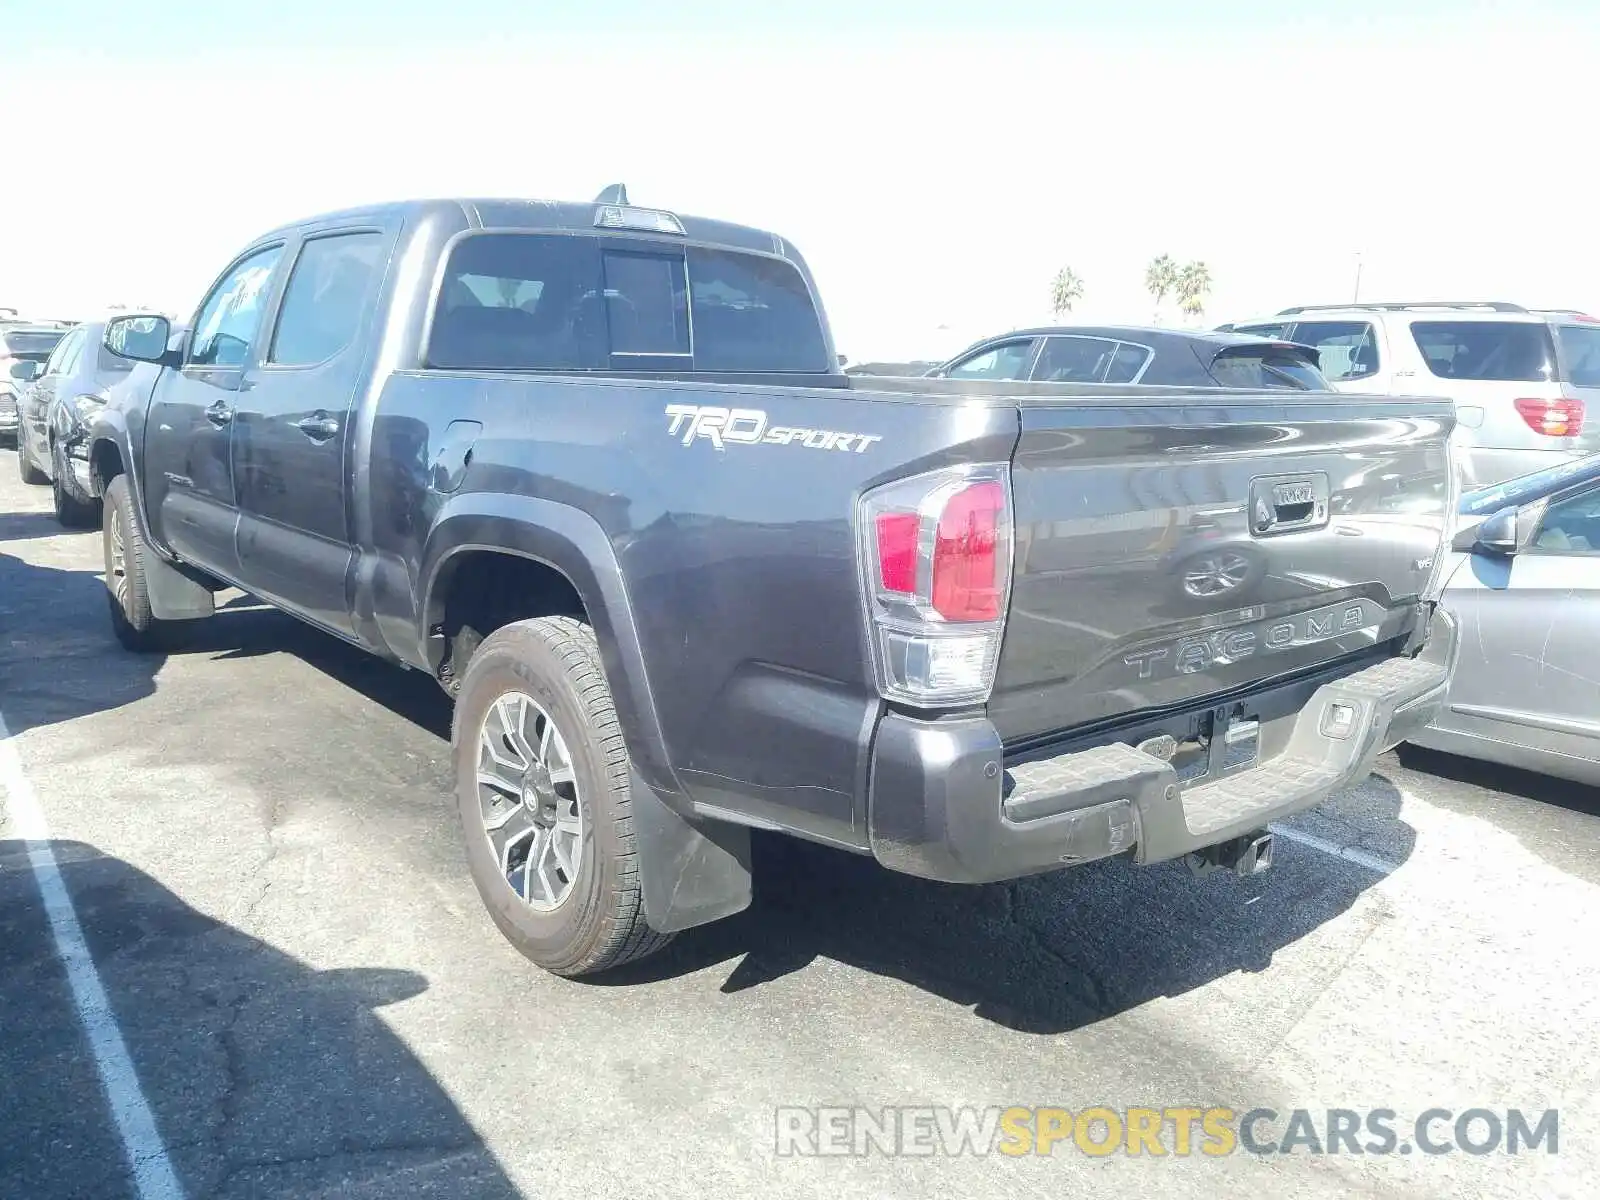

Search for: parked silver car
xmin=1409 ymin=453 xmax=1600 ymax=784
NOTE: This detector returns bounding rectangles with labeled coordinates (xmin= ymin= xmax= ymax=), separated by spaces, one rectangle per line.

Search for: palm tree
xmin=1050 ymin=266 xmax=1084 ymax=318
xmin=1145 ymin=254 xmax=1178 ymax=324
xmin=1176 ymin=261 xmax=1214 ymax=323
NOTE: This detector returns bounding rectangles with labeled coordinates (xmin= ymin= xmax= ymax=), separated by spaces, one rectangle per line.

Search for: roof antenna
xmin=594 ymin=183 xmax=629 ymax=205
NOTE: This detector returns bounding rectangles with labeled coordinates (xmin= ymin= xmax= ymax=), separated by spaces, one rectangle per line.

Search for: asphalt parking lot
xmin=1 ymin=450 xmax=1597 ymax=1199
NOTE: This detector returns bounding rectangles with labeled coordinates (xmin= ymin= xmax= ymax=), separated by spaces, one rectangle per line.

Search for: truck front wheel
xmin=451 ymin=616 xmax=671 ymax=976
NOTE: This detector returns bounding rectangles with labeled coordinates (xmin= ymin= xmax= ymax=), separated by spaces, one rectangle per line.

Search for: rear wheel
xmin=103 ymin=475 xmax=171 ymax=652
xmin=451 ymin=616 xmax=671 ymax=976
xmin=52 ymin=442 xmax=99 ymax=528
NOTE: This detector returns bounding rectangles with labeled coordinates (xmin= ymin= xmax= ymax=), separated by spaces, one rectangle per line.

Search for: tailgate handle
xmin=1249 ymin=473 xmax=1330 ymax=536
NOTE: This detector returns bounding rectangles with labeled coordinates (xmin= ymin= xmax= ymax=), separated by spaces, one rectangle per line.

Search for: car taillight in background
xmin=1513 ymin=396 xmax=1584 ymax=438
xmin=857 ymin=464 xmax=1013 ymax=706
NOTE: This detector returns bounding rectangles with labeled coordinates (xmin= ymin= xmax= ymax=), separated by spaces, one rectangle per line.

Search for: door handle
xmin=294 ymin=413 xmax=341 ymax=441
xmin=204 ymin=400 xmax=233 ymax=427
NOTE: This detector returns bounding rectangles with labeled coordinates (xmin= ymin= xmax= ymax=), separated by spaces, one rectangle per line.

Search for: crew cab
xmin=89 ymin=190 xmax=1460 ymax=976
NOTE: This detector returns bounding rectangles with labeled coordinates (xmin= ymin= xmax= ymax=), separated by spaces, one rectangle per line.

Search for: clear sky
xmin=3 ymin=0 xmax=1597 ymax=359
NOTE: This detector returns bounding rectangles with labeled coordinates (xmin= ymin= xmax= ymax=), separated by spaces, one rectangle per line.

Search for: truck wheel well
xmin=435 ymin=551 xmax=588 ymax=694
xmin=90 ymin=440 xmax=124 ymax=497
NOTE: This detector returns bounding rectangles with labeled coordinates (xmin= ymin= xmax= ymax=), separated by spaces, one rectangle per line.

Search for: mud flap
xmin=144 ymin=550 xmax=215 ymax=621
xmin=631 ymin=769 xmax=752 ymax=934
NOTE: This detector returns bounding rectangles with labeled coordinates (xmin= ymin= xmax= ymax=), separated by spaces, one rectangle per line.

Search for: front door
xmin=230 ymin=229 xmax=388 ymax=636
xmin=1449 ymin=480 xmax=1600 ymax=762
xmin=142 ymin=244 xmax=285 ymax=577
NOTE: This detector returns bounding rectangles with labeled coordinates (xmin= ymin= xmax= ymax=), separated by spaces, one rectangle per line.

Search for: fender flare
xmin=86 ymin=410 xmax=163 ymax=553
xmin=419 ymin=491 xmax=684 ymax=804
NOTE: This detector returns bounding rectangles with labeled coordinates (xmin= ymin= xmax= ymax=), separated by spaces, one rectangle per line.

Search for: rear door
xmin=143 ymin=243 xmax=285 ymax=575
xmin=26 ymin=327 xmax=83 ymax=455
xmin=989 ymin=390 xmax=1455 ymax=742
xmin=230 ymin=228 xmax=388 ymax=635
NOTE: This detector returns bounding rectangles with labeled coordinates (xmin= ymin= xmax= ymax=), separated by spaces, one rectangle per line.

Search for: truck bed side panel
xmin=368 ymin=372 xmax=1017 ymax=848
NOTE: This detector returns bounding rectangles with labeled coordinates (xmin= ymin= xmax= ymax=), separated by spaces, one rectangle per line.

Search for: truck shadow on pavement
xmin=0 ymin=550 xmax=1418 ymax=1040
xmin=610 ymin=790 xmax=1415 ymax=1035
xmin=0 ymin=839 xmax=522 ymax=1200
xmin=0 ymin=550 xmax=452 ymax=741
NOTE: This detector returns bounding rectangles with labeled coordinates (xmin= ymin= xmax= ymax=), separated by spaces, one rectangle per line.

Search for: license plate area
xmin=1171 ymin=709 xmax=1261 ymax=790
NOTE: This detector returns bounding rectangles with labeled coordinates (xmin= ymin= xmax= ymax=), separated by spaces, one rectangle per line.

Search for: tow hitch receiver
xmin=1186 ymin=830 xmax=1275 ymax=878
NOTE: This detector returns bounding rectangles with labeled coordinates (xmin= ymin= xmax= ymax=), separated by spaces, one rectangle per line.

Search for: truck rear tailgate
xmin=990 ymin=392 xmax=1456 ymax=745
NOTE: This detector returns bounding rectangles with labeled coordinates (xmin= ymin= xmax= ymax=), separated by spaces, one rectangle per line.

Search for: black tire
xmin=16 ymin=429 xmax=47 ymax=485
xmin=451 ymin=616 xmax=671 ymax=976
xmin=103 ymin=474 xmax=170 ymax=652
xmin=52 ymin=442 xmax=100 ymax=528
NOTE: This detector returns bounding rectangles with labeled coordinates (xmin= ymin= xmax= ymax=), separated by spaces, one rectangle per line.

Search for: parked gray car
xmin=1409 ymin=453 xmax=1600 ymax=784
xmin=14 ymin=320 xmax=137 ymax=526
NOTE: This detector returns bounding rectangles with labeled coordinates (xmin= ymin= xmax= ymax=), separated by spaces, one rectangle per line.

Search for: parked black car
xmin=14 ymin=320 xmax=142 ymax=526
xmin=925 ymin=325 xmax=1332 ymax=389
xmin=0 ymin=323 xmax=70 ymax=447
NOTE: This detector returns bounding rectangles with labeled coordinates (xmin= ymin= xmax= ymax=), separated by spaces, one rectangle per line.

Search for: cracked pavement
xmin=1 ymin=448 xmax=1598 ymax=1199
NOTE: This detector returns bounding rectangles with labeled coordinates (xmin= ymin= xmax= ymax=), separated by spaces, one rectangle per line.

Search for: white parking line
xmin=1269 ymin=822 xmax=1402 ymax=875
xmin=0 ymin=709 xmax=186 ymax=1200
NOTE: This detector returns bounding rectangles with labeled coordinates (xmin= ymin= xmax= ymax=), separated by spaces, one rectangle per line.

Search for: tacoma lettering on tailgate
xmin=1122 ymin=599 xmax=1385 ymax=680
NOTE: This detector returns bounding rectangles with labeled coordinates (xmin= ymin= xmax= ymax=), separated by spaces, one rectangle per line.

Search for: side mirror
xmin=104 ymin=314 xmax=176 ymax=365
xmin=1457 ymin=505 xmax=1520 ymax=556
xmin=837 ymin=353 xmax=850 ymax=368
xmin=9 ymin=360 xmax=40 ymax=383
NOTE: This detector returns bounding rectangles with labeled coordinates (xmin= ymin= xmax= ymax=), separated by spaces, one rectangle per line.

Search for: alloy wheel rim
xmin=1183 ymin=552 xmax=1251 ymax=598
xmin=107 ymin=507 xmax=129 ymax=607
xmin=475 ymin=690 xmax=584 ymax=911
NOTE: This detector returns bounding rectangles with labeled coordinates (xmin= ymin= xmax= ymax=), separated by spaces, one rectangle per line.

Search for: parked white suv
xmin=1221 ymin=302 xmax=1600 ymax=487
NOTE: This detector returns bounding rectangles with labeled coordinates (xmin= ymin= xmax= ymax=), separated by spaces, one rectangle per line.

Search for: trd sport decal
xmin=664 ymin=404 xmax=881 ymax=453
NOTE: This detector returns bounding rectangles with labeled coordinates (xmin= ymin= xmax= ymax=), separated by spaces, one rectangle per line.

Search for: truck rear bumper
xmin=867 ymin=609 xmax=1457 ymax=884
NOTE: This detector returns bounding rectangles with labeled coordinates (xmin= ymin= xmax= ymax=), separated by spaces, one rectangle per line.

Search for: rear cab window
xmin=426 ymin=232 xmax=830 ymax=373
xmin=1409 ymin=321 xmax=1556 ymax=382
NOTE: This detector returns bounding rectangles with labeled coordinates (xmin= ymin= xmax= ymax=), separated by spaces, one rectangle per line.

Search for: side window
xmin=43 ymin=329 xmax=83 ymax=377
xmin=1104 ymin=342 xmax=1152 ymax=384
xmin=1409 ymin=321 xmax=1555 ymax=382
xmin=268 ymin=232 xmax=385 ymax=366
xmin=189 ymin=245 xmax=285 ymax=369
xmin=1287 ymin=320 xmax=1379 ymax=382
xmin=945 ymin=340 xmax=1034 ymax=381
xmin=1033 ymin=337 xmax=1116 ymax=383
xmin=1532 ymin=485 xmax=1600 ymax=554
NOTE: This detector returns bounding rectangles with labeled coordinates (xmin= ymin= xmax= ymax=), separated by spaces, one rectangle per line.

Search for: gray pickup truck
xmin=89 ymin=190 xmax=1459 ymax=976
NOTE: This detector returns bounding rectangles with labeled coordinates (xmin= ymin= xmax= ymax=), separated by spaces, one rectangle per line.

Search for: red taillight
xmin=1514 ymin=396 xmax=1584 ymax=438
xmin=875 ymin=512 xmax=920 ymax=594
xmin=931 ymin=481 xmax=1003 ymax=621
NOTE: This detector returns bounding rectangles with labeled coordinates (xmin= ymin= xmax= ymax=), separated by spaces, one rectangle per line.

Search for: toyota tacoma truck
xmin=88 ymin=190 xmax=1459 ymax=976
